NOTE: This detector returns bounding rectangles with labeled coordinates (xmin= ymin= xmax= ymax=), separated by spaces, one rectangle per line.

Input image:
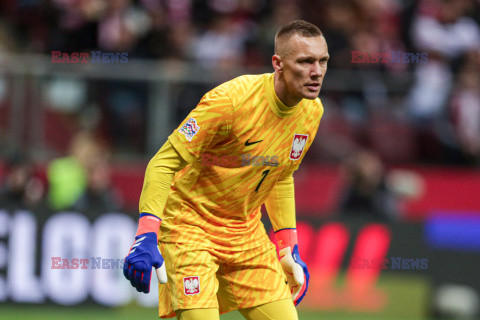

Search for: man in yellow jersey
xmin=124 ymin=20 xmax=329 ymax=320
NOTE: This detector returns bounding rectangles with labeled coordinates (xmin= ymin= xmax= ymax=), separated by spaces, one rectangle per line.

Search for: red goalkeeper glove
xmin=274 ymin=228 xmax=309 ymax=306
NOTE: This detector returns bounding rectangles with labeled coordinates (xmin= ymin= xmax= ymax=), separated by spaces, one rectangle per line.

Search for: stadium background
xmin=0 ymin=0 xmax=480 ymax=319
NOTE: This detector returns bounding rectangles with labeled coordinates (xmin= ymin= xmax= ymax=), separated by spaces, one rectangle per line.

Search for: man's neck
xmin=273 ymin=72 xmax=301 ymax=108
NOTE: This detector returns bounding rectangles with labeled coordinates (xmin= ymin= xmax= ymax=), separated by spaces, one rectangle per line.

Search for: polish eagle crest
xmin=183 ymin=276 xmax=200 ymax=295
xmin=289 ymin=134 xmax=308 ymax=160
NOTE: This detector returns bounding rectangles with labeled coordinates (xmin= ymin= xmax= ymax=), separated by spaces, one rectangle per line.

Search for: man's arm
xmin=264 ymin=176 xmax=310 ymax=306
xmin=123 ymin=140 xmax=188 ymax=293
xmin=124 ymin=81 xmax=233 ymax=293
xmin=264 ymin=176 xmax=296 ymax=231
xmin=139 ymin=140 xmax=188 ymax=219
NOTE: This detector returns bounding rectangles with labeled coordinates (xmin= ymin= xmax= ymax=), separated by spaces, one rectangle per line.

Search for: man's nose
xmin=310 ymin=62 xmax=322 ymax=78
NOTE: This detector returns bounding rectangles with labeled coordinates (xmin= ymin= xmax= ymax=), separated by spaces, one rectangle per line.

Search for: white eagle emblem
xmin=183 ymin=276 xmax=200 ymax=295
xmin=289 ymin=134 xmax=308 ymax=160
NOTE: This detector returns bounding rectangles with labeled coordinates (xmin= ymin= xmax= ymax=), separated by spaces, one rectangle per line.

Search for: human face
xmin=273 ymin=35 xmax=329 ymax=107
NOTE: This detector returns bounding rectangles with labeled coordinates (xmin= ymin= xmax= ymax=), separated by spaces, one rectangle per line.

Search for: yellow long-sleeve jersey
xmin=140 ymin=73 xmax=324 ymax=252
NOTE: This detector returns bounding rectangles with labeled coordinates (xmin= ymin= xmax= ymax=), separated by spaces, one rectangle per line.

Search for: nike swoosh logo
xmin=245 ymin=139 xmax=263 ymax=146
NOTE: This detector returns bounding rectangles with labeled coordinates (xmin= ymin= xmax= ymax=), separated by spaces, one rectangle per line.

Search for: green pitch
xmin=0 ymin=305 xmax=428 ymax=320
xmin=0 ymin=273 xmax=432 ymax=320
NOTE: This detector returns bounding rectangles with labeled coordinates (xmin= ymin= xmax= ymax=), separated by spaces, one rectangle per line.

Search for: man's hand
xmin=275 ymin=229 xmax=310 ymax=306
xmin=123 ymin=213 xmax=167 ymax=293
xmin=123 ymin=232 xmax=168 ymax=293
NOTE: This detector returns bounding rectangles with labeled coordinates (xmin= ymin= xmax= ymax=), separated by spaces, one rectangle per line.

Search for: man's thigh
xmin=176 ymin=308 xmax=220 ymax=320
xmin=216 ymin=243 xmax=291 ymax=312
xmin=159 ymin=242 xmax=220 ymax=316
xmin=159 ymin=240 xmax=291 ymax=317
xmin=239 ymin=299 xmax=298 ymax=320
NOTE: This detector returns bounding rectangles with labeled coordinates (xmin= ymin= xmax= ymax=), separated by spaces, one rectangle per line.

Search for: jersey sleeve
xmin=168 ymin=85 xmax=234 ymax=163
xmin=265 ymin=175 xmax=296 ymax=231
xmin=139 ymin=140 xmax=188 ymax=219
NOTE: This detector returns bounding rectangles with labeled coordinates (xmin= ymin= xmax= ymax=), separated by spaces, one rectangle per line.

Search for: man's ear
xmin=272 ymin=54 xmax=283 ymax=73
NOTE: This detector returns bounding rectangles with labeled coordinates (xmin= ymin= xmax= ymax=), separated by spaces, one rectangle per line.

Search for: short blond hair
xmin=274 ymin=20 xmax=323 ymax=57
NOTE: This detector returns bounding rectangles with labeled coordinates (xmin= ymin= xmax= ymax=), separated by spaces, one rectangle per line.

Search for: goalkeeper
xmin=124 ymin=20 xmax=329 ymax=320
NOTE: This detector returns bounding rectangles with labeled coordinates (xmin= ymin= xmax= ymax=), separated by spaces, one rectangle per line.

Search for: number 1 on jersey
xmin=255 ymin=170 xmax=270 ymax=192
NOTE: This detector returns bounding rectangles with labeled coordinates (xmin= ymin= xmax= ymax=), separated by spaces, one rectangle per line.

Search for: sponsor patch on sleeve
xmin=178 ymin=118 xmax=200 ymax=141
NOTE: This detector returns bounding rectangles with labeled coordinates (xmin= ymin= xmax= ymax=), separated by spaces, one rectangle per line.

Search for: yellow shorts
xmin=157 ymin=238 xmax=291 ymax=318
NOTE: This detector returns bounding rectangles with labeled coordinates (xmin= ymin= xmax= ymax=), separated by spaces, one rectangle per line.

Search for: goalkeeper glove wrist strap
xmin=274 ymin=228 xmax=298 ymax=251
xmin=135 ymin=213 xmax=161 ymax=237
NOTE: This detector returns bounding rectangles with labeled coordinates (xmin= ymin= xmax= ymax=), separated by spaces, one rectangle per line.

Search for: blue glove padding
xmin=123 ymin=232 xmax=164 ymax=293
xmin=278 ymin=244 xmax=310 ymax=305
xmin=292 ymin=244 xmax=309 ymax=305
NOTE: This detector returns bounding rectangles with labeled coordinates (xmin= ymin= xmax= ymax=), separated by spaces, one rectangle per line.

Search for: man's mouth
xmin=306 ymin=83 xmax=320 ymax=91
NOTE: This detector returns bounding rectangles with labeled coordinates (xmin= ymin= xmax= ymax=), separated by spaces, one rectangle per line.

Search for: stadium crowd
xmin=1 ymin=0 xmax=479 ymax=164
xmin=0 ymin=0 xmax=479 ymax=214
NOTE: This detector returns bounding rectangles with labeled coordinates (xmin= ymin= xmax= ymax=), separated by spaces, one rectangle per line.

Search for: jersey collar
xmin=265 ymin=73 xmax=301 ymax=117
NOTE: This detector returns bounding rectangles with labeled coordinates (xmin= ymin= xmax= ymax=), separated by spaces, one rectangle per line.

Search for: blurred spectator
xmin=407 ymin=0 xmax=480 ymax=162
xmin=339 ymin=151 xmax=424 ymax=221
xmin=48 ymin=0 xmax=103 ymax=52
xmin=339 ymin=151 xmax=399 ymax=221
xmin=71 ymin=152 xmax=123 ymax=216
xmin=408 ymin=0 xmax=480 ymax=122
xmin=136 ymin=4 xmax=176 ymax=59
xmin=166 ymin=21 xmax=196 ymax=61
xmin=338 ymin=151 xmax=424 ymax=221
xmin=97 ymin=0 xmax=151 ymax=52
xmin=0 ymin=152 xmax=45 ymax=209
xmin=97 ymin=80 xmax=148 ymax=153
xmin=188 ymin=14 xmax=247 ymax=71
xmin=411 ymin=0 xmax=480 ymax=60
xmin=449 ymin=56 xmax=480 ymax=165
xmin=46 ymin=131 xmax=101 ymax=211
xmin=257 ymin=0 xmax=301 ymax=65
xmin=0 ymin=20 xmax=18 ymax=55
xmin=315 ymin=0 xmax=359 ymax=69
